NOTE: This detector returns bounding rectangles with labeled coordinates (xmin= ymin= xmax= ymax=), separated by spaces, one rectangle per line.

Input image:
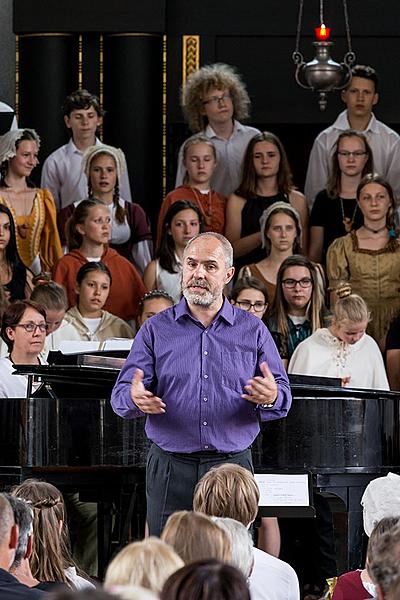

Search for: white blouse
xmin=0 ymin=357 xmax=44 ymax=398
xmin=288 ymin=328 xmax=389 ymax=390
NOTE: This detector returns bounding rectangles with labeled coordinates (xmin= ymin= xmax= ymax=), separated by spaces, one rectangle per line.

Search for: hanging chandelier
xmin=292 ymin=0 xmax=356 ymax=111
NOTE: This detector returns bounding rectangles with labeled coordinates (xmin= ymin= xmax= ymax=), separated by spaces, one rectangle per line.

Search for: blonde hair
xmin=161 ymin=511 xmax=231 ymax=564
xmin=181 ymin=63 xmax=251 ymax=132
xmin=30 ymin=281 xmax=68 ymax=311
xmin=182 ymin=134 xmax=217 ymax=162
xmin=333 ymin=284 xmax=370 ymax=325
xmin=193 ymin=463 xmax=259 ymax=527
xmin=182 ymin=134 xmax=217 ymax=186
xmin=104 ymin=537 xmax=183 ymax=594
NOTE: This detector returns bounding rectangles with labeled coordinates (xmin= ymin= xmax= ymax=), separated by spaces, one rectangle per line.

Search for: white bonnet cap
xmin=259 ymin=201 xmax=302 ymax=249
xmin=361 ymin=472 xmax=400 ymax=536
xmin=82 ymin=144 xmax=127 ymax=182
xmin=0 ymin=128 xmax=40 ymax=164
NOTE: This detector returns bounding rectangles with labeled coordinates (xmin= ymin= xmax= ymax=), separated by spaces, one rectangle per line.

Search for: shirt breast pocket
xmin=221 ymin=350 xmax=256 ymax=394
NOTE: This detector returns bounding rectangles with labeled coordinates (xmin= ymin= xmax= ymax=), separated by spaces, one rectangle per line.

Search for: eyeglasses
xmin=202 ymin=93 xmax=232 ymax=106
xmin=337 ymin=150 xmax=367 ymax=158
xmin=13 ymin=322 xmax=48 ymax=333
xmin=235 ymin=301 xmax=267 ymax=312
xmin=282 ymin=278 xmax=313 ymax=289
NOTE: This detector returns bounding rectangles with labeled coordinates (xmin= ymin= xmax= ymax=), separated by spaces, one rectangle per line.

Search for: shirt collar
xmin=174 ymin=296 xmax=235 ymax=325
xmin=335 ymin=110 xmax=379 ymax=134
xmin=205 ymin=119 xmax=242 ymax=140
xmin=66 ymin=136 xmax=101 ymax=156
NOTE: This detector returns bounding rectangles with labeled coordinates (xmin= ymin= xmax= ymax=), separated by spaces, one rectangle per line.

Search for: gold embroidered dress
xmin=327 ymin=230 xmax=400 ymax=343
xmin=0 ymin=188 xmax=62 ymax=274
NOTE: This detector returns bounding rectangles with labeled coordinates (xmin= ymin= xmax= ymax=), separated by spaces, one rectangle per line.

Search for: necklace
xmin=362 ymin=223 xmax=387 ymax=235
xmin=339 ymin=197 xmax=358 ymax=233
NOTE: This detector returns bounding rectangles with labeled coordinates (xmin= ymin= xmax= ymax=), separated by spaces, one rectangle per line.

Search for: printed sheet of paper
xmin=255 ymin=473 xmax=310 ymax=507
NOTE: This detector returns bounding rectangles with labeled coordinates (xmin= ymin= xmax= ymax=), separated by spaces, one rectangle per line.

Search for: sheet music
xmin=255 ymin=473 xmax=310 ymax=507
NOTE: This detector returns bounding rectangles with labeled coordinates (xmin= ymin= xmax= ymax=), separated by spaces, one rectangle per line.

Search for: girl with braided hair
xmin=57 ymin=144 xmax=152 ymax=274
xmin=11 ymin=479 xmax=94 ymax=590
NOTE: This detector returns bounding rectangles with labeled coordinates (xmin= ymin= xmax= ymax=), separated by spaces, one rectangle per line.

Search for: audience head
xmin=272 ymin=254 xmax=324 ymax=334
xmin=0 ymin=299 xmax=47 ymax=355
xmin=356 ymin=173 xmax=396 ymax=234
xmin=327 ymin=129 xmax=373 ymax=198
xmin=104 ymin=587 xmax=159 ymax=600
xmin=65 ymin=198 xmax=110 ymax=250
xmin=160 ymin=559 xmax=251 ymax=600
xmin=181 ymin=63 xmax=251 ymax=132
xmin=0 ymin=493 xmax=17 ymax=571
xmin=193 ymin=463 xmax=259 ymax=527
xmin=3 ymin=493 xmax=34 ymax=571
xmin=30 ymin=281 xmax=68 ymax=334
xmin=161 ymin=510 xmax=231 ymax=564
xmin=182 ymin=134 xmax=217 ymax=186
xmin=368 ymin=522 xmax=400 ymax=599
xmin=11 ymin=478 xmax=72 ymax=586
xmin=237 ymin=131 xmax=293 ymax=198
xmin=0 ymin=129 xmax=40 ymax=185
xmin=366 ymin=517 xmax=400 ymax=570
xmin=362 ymin=473 xmax=400 ymax=537
xmin=230 ymin=276 xmax=269 ymax=319
xmin=75 ymin=261 xmax=112 ymax=316
xmin=387 ymin=576 xmax=400 ymax=600
xmin=137 ymin=290 xmax=174 ymax=327
xmin=104 ymin=537 xmax=184 ymax=595
xmin=330 ymin=284 xmax=370 ymax=345
xmin=212 ymin=517 xmax=254 ymax=578
xmin=157 ymin=200 xmax=203 ymax=273
xmin=259 ymin=201 xmax=302 ymax=256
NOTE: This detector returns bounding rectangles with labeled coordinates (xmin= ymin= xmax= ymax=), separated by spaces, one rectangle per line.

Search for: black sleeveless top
xmin=236 ymin=192 xmax=290 ymax=271
xmin=3 ymin=263 xmax=28 ymax=301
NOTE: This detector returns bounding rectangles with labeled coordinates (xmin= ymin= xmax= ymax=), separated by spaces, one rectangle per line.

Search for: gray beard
xmin=183 ymin=287 xmax=215 ymax=307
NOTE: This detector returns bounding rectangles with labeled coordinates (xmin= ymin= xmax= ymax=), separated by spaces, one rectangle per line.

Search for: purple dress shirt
xmin=111 ymin=297 xmax=292 ymax=453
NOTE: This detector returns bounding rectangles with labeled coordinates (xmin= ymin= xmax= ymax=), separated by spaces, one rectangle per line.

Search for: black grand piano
xmin=1 ymin=356 xmax=399 ymax=578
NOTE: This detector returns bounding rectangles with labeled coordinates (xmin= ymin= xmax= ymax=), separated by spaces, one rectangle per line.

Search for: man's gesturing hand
xmin=242 ymin=361 xmax=278 ymax=406
xmin=131 ymin=368 xmax=166 ymax=414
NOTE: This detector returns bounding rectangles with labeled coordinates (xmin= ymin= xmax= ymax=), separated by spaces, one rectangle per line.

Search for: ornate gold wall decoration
xmin=182 ymin=35 xmax=200 ymax=84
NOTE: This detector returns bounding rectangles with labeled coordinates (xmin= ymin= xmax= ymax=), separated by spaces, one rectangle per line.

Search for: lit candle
xmin=315 ymin=24 xmax=331 ymax=41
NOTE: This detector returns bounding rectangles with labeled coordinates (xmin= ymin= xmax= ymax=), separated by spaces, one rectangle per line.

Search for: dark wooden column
xmin=17 ymin=34 xmax=79 ymax=174
xmin=103 ymin=33 xmax=163 ymax=229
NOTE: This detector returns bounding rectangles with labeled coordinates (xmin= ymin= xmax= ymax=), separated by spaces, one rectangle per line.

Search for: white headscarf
xmin=259 ymin=201 xmax=302 ymax=249
xmin=0 ymin=128 xmax=40 ymax=164
xmin=361 ymin=472 xmax=400 ymax=536
xmin=81 ymin=144 xmax=127 ymax=183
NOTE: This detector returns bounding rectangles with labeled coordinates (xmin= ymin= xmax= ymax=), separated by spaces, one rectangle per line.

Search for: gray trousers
xmin=146 ymin=443 xmax=253 ymax=536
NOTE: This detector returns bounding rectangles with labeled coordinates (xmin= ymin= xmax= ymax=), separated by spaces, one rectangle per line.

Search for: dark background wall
xmin=7 ymin=0 xmax=400 ymax=227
